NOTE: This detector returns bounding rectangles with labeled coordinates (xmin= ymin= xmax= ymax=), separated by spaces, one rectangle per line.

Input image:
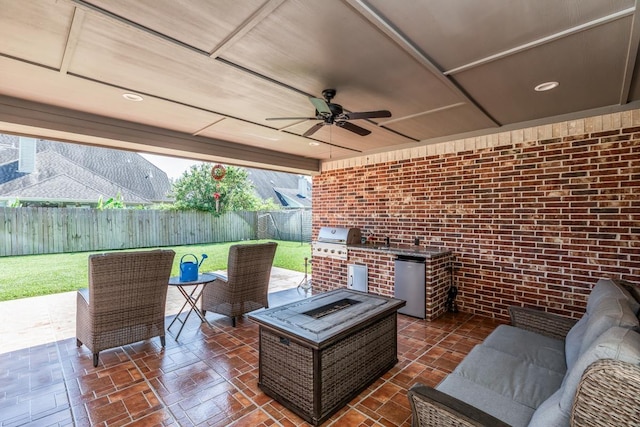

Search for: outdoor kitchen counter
xmin=348 ymin=243 xmax=452 ymax=257
xmin=345 ymin=244 xmax=454 ymax=321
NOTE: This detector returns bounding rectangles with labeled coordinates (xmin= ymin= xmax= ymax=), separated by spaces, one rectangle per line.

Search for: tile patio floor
xmin=0 ymin=269 xmax=503 ymax=426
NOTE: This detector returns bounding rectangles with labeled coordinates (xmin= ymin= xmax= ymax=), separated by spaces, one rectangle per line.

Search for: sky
xmin=139 ymin=152 xmax=312 ymax=182
xmin=139 ymin=153 xmax=201 ymax=180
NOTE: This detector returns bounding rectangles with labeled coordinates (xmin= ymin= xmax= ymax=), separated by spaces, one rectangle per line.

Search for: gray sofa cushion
xmin=482 ymin=325 xmax=566 ymax=373
xmin=565 ymin=282 xmax=639 ymax=370
xmin=527 ymin=388 xmax=566 ymax=427
xmin=529 ymin=327 xmax=640 ymax=427
xmin=588 ymin=278 xmax=640 ymax=315
xmin=560 ymin=327 xmax=640 ymax=412
xmin=448 ymin=345 xmax=564 ymax=409
xmin=578 ymin=297 xmax=638 ymax=356
xmin=436 ymin=373 xmax=535 ymax=427
xmin=564 ymin=315 xmax=587 ymax=370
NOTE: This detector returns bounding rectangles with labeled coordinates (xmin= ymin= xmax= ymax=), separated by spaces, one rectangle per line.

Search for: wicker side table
xmin=249 ymin=289 xmax=405 ymax=426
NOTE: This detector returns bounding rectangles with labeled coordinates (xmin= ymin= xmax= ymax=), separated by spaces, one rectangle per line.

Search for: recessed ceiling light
xmin=122 ymin=93 xmax=143 ymax=101
xmin=534 ymin=81 xmax=559 ymax=92
xmin=308 ymin=142 xmax=320 ymax=146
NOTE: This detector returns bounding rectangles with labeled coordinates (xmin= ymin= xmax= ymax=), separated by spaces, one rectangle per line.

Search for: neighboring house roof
xmin=0 ymin=136 xmax=171 ymax=204
xmin=246 ymin=168 xmax=311 ymax=208
xmin=0 ymin=134 xmax=310 ymax=207
xmin=2 ymin=154 xmax=149 ymax=204
xmin=0 ymin=134 xmax=17 ymax=164
xmin=36 ymin=139 xmax=171 ymax=202
xmin=272 ymin=186 xmax=311 ymax=208
xmin=4 ymin=174 xmax=148 ymax=204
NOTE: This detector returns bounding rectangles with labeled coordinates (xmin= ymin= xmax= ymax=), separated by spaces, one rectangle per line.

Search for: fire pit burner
xmin=302 ymin=298 xmax=361 ymax=319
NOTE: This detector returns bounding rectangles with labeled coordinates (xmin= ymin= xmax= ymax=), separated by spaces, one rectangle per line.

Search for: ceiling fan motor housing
xmin=266 ymin=87 xmax=390 ymax=137
xmin=322 ymin=88 xmax=336 ymax=102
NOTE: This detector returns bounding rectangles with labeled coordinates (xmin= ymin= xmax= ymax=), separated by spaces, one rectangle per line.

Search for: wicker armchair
xmin=408 ymin=307 xmax=640 ymax=426
xmin=76 ymin=249 xmax=175 ymax=367
xmin=201 ymin=242 xmax=277 ymax=327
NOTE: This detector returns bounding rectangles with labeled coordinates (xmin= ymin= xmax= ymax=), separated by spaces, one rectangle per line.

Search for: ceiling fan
xmin=266 ymin=89 xmax=391 ymax=137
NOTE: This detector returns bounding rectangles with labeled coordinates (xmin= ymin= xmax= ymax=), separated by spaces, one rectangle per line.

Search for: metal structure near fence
xmin=0 ymin=207 xmax=311 ymax=257
xmin=257 ymin=209 xmax=312 ymax=244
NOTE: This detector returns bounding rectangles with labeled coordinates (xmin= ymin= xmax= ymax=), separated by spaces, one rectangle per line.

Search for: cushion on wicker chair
xmin=587 ymin=278 xmax=640 ymax=315
xmin=528 ymin=327 xmax=640 ymax=427
xmin=565 ymin=282 xmax=639 ymax=370
xmin=436 ymin=372 xmax=535 ymax=427
xmin=482 ymin=324 xmax=566 ymax=373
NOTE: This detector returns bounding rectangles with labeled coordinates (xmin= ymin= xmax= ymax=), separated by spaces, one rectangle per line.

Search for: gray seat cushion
xmin=564 ymin=284 xmax=639 ymax=370
xmin=529 ymin=327 xmax=640 ymax=427
xmin=482 ymin=325 xmax=566 ymax=374
xmin=588 ymin=278 xmax=640 ymax=315
xmin=577 ymin=297 xmax=638 ymax=355
xmin=436 ymin=372 xmax=535 ymax=427
xmin=447 ymin=345 xmax=564 ymax=409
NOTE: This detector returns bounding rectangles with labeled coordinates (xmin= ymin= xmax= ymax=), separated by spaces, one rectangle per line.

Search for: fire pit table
xmin=248 ymin=288 xmax=405 ymax=426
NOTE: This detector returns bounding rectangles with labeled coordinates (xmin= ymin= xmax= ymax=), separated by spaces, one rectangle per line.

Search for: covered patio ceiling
xmin=1 ymin=0 xmax=639 ymax=174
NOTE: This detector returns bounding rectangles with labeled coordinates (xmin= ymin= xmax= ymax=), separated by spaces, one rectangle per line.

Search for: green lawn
xmin=0 ymin=240 xmax=311 ymax=301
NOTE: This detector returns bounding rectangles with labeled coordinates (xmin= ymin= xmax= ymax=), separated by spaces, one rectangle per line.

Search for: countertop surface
xmin=348 ymin=243 xmax=451 ymax=257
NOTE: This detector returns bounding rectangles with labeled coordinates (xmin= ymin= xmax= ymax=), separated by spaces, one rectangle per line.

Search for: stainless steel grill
xmin=312 ymin=227 xmax=361 ymax=260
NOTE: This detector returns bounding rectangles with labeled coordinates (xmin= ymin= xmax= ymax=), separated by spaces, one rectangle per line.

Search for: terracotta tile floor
xmin=0 ymin=281 xmax=503 ymax=427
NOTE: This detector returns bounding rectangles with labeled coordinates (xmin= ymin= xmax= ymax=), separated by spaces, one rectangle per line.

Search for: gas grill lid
xmin=317 ymin=227 xmax=362 ymax=245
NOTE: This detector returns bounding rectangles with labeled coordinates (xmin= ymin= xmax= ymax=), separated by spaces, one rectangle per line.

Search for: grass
xmin=0 ymin=240 xmax=311 ymax=302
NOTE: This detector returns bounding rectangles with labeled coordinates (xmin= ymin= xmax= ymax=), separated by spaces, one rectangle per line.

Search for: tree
xmin=97 ymin=192 xmax=125 ymax=210
xmin=170 ymin=163 xmax=279 ymax=214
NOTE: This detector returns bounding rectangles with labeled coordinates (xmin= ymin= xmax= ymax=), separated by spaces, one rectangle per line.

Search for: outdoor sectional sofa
xmin=408 ymin=278 xmax=640 ymax=427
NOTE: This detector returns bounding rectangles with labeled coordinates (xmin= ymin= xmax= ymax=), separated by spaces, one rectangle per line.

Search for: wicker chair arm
xmin=571 ymin=359 xmax=640 ymax=426
xmin=208 ymin=272 xmax=228 ymax=282
xmin=509 ymin=306 xmax=577 ymax=340
xmin=408 ymin=384 xmax=511 ymax=427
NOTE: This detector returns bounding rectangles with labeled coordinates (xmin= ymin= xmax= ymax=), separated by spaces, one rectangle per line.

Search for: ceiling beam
xmin=59 ymin=7 xmax=85 ymax=74
xmin=444 ymin=7 xmax=636 ymax=76
xmin=621 ymin=0 xmax=640 ymax=103
xmin=208 ymin=0 xmax=287 ymax=58
xmin=0 ymin=95 xmax=320 ymax=174
xmin=378 ymin=103 xmax=466 ymax=126
xmin=344 ymin=0 xmax=500 ymax=128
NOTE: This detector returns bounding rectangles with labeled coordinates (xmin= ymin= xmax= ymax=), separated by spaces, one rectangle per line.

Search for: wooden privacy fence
xmin=256 ymin=209 xmax=312 ymax=242
xmin=0 ymin=207 xmax=311 ymax=257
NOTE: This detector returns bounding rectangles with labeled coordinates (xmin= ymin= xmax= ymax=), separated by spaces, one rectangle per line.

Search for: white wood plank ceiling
xmin=0 ymin=0 xmax=638 ymax=174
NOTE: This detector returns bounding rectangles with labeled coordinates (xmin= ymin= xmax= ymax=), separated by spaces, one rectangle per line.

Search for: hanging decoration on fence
xmin=211 ymin=164 xmax=226 ymax=213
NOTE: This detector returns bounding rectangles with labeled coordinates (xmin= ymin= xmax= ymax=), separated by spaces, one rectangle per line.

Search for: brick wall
xmin=312 ymin=112 xmax=640 ymax=321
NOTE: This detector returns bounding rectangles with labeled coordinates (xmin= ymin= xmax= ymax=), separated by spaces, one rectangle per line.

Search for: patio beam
xmin=0 ymin=95 xmax=321 ymax=175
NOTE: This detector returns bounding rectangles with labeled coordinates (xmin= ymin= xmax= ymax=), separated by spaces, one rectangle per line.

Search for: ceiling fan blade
xmin=343 ymin=110 xmax=392 ymax=120
xmin=337 ymin=121 xmax=371 ymax=136
xmin=265 ymin=116 xmax=318 ymax=121
xmin=309 ymin=97 xmax=332 ymax=115
xmin=303 ymin=122 xmax=325 ymax=137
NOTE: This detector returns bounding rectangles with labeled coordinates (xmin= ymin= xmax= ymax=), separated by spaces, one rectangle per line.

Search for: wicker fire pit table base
xmin=249 ymin=288 xmax=405 ymax=426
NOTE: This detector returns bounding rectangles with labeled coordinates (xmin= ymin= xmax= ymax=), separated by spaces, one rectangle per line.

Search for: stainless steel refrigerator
xmin=394 ymin=256 xmax=426 ymax=318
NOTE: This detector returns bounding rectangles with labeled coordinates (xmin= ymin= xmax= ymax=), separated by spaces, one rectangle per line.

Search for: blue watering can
xmin=179 ymin=253 xmax=208 ymax=282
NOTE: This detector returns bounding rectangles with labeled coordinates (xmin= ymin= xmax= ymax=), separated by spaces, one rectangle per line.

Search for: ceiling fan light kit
xmin=266 ymin=89 xmax=391 ymax=137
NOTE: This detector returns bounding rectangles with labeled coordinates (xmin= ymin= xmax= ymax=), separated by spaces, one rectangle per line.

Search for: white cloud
xmin=140 ymin=153 xmax=202 ymax=180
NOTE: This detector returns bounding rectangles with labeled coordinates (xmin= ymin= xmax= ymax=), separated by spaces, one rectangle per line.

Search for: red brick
xmin=313 ymin=131 xmax=639 ymax=320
